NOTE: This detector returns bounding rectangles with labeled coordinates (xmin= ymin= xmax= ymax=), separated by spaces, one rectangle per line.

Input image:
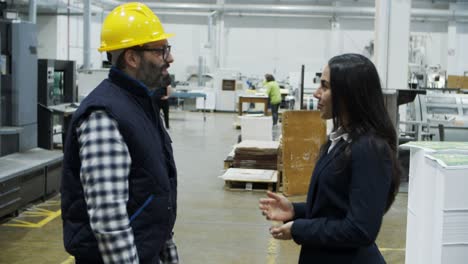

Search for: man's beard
xmin=160 ymin=74 xmax=172 ymax=87
xmin=136 ymin=58 xmax=169 ymax=90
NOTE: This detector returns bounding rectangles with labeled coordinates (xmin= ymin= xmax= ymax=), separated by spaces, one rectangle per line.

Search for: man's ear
xmin=124 ymin=50 xmax=141 ymax=69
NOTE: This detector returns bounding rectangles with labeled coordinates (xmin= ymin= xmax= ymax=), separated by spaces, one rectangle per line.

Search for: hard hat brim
xmin=98 ymin=32 xmax=175 ymax=53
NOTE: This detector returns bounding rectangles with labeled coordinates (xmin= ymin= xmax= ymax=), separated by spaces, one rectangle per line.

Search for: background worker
xmin=264 ymin=74 xmax=281 ymax=126
xmin=61 ymin=3 xmax=178 ymax=263
xmin=153 ymin=82 xmax=172 ymax=129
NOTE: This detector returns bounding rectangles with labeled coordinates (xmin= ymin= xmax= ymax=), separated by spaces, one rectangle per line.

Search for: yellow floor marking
xmin=44 ymin=201 xmax=60 ymax=206
xmin=266 ymin=237 xmax=278 ymax=264
xmin=23 ymin=210 xmax=53 ymax=217
xmin=1 ymin=197 xmax=62 ymax=228
xmin=35 ymin=207 xmax=54 ymax=213
xmin=6 ymin=219 xmax=32 ymax=225
xmin=2 ymin=209 xmax=61 ymax=228
xmin=266 ymin=221 xmax=283 ymax=264
xmin=60 ymin=256 xmax=75 ymax=264
xmin=379 ymin=247 xmax=406 ymax=252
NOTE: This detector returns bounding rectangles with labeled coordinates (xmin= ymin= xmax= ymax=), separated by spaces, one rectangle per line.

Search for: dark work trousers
xmin=159 ymin=99 xmax=170 ymax=129
xmin=270 ymin=103 xmax=280 ymax=125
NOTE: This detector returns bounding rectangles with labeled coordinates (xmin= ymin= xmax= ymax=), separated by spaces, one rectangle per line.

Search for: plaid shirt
xmin=77 ymin=110 xmax=137 ymax=264
xmin=77 ymin=110 xmax=179 ymax=264
xmin=160 ymin=237 xmax=179 ymax=264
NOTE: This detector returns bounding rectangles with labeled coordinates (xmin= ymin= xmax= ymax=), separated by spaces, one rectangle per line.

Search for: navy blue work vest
xmin=61 ymin=68 xmax=177 ymax=263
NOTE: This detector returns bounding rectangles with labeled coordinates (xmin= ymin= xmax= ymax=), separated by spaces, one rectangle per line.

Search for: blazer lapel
xmin=306 ymin=140 xmax=348 ymax=207
xmin=314 ymin=140 xmax=347 ymax=178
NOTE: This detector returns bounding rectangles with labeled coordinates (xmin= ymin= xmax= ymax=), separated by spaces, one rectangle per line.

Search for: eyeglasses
xmin=132 ymin=45 xmax=172 ymax=61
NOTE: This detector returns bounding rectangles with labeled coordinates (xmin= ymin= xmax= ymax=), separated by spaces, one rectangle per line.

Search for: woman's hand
xmin=259 ymin=191 xmax=294 ymax=222
xmin=270 ymin=221 xmax=293 ymax=240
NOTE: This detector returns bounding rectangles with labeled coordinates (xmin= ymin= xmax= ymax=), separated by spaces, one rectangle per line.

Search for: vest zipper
xmin=129 ymin=194 xmax=154 ymax=223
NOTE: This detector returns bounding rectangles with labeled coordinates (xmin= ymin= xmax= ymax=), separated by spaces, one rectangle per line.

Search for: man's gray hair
xmin=108 ymin=49 xmax=124 ymax=66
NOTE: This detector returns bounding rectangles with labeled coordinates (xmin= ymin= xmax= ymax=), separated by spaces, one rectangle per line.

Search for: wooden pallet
xmin=224 ymin=180 xmax=276 ymax=192
xmin=220 ymin=168 xmax=278 ymax=192
xmin=224 ymin=156 xmax=234 ymax=169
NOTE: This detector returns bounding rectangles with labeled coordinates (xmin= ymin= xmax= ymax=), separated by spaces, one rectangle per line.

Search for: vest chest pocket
xmin=129 ymin=166 xmax=170 ymax=195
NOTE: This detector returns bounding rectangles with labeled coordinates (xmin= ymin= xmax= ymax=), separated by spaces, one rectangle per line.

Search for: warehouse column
xmin=387 ymin=0 xmax=411 ymax=90
xmin=374 ymin=0 xmax=412 ymax=134
xmin=83 ymin=0 xmax=91 ymax=70
xmin=29 ymin=0 xmax=37 ymax=24
xmin=374 ymin=0 xmax=411 ymax=90
xmin=374 ymin=0 xmax=390 ymax=88
xmin=206 ymin=11 xmax=217 ymax=72
xmin=447 ymin=20 xmax=457 ymax=76
xmin=216 ymin=0 xmax=225 ymax=69
xmin=447 ymin=12 xmax=458 ymax=75
xmin=329 ymin=16 xmax=342 ymax=58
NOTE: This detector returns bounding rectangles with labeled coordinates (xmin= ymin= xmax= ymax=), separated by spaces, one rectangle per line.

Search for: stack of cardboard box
xmin=447 ymin=75 xmax=468 ymax=89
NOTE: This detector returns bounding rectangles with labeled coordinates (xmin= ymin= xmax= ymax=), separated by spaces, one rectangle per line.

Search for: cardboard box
xmin=462 ymin=76 xmax=468 ymax=89
xmin=240 ymin=116 xmax=272 ymax=141
xmin=281 ymin=111 xmax=327 ymax=196
xmin=447 ymin=75 xmax=468 ymax=89
xmin=447 ymin=75 xmax=461 ymax=88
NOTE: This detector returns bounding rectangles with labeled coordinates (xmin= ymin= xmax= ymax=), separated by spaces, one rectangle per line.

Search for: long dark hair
xmin=328 ymin=53 xmax=401 ymax=212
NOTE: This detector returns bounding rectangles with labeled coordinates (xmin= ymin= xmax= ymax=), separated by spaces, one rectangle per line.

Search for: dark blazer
xmin=290 ymin=134 xmax=392 ymax=264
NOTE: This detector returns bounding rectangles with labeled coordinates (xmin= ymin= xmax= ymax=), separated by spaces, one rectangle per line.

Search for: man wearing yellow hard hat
xmin=61 ymin=3 xmax=178 ymax=263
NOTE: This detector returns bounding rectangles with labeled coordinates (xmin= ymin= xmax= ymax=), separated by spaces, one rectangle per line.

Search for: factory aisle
xmin=0 ymin=111 xmax=407 ymax=264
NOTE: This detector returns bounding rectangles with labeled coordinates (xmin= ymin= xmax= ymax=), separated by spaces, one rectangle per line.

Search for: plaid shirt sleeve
xmin=159 ymin=236 xmax=179 ymax=264
xmin=77 ymin=110 xmax=138 ymax=264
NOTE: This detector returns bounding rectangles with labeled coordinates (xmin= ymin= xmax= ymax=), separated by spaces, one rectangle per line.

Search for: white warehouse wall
xmin=340 ymin=18 xmax=374 ymax=56
xmin=409 ymin=21 xmax=468 ymax=76
xmin=162 ymin=15 xmax=467 ymax=84
xmin=224 ymin=16 xmax=332 ymax=81
xmin=158 ymin=16 xmax=209 ymax=83
xmin=37 ymin=13 xmax=104 ymax=68
xmin=37 ymin=13 xmax=468 ymax=83
xmin=410 ymin=21 xmax=449 ymax=71
xmin=37 ymin=16 xmax=58 ymax=59
xmin=59 ymin=14 xmax=104 ymax=68
xmin=162 ymin=15 xmax=377 ymax=82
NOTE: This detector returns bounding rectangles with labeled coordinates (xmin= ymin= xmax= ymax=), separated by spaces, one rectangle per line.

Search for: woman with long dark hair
xmin=259 ymin=54 xmax=401 ymax=263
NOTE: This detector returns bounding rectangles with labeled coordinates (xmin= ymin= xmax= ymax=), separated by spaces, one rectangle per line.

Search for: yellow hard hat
xmin=98 ymin=2 xmax=174 ymax=52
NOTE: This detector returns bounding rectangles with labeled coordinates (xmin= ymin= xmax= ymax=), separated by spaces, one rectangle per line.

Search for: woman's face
xmin=313 ymin=65 xmax=332 ymax=120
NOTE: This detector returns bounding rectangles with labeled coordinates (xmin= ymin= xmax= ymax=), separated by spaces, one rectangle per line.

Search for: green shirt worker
xmin=264 ymin=74 xmax=281 ymax=125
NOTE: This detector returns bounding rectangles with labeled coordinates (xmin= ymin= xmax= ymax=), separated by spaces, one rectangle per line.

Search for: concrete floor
xmin=0 ymin=111 xmax=407 ymax=264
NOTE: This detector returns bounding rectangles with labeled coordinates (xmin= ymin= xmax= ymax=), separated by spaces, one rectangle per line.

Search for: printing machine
xmin=37 ymin=59 xmax=77 ymax=150
xmin=0 ymin=19 xmax=63 ymax=219
xmin=406 ymin=92 xmax=468 ymax=141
